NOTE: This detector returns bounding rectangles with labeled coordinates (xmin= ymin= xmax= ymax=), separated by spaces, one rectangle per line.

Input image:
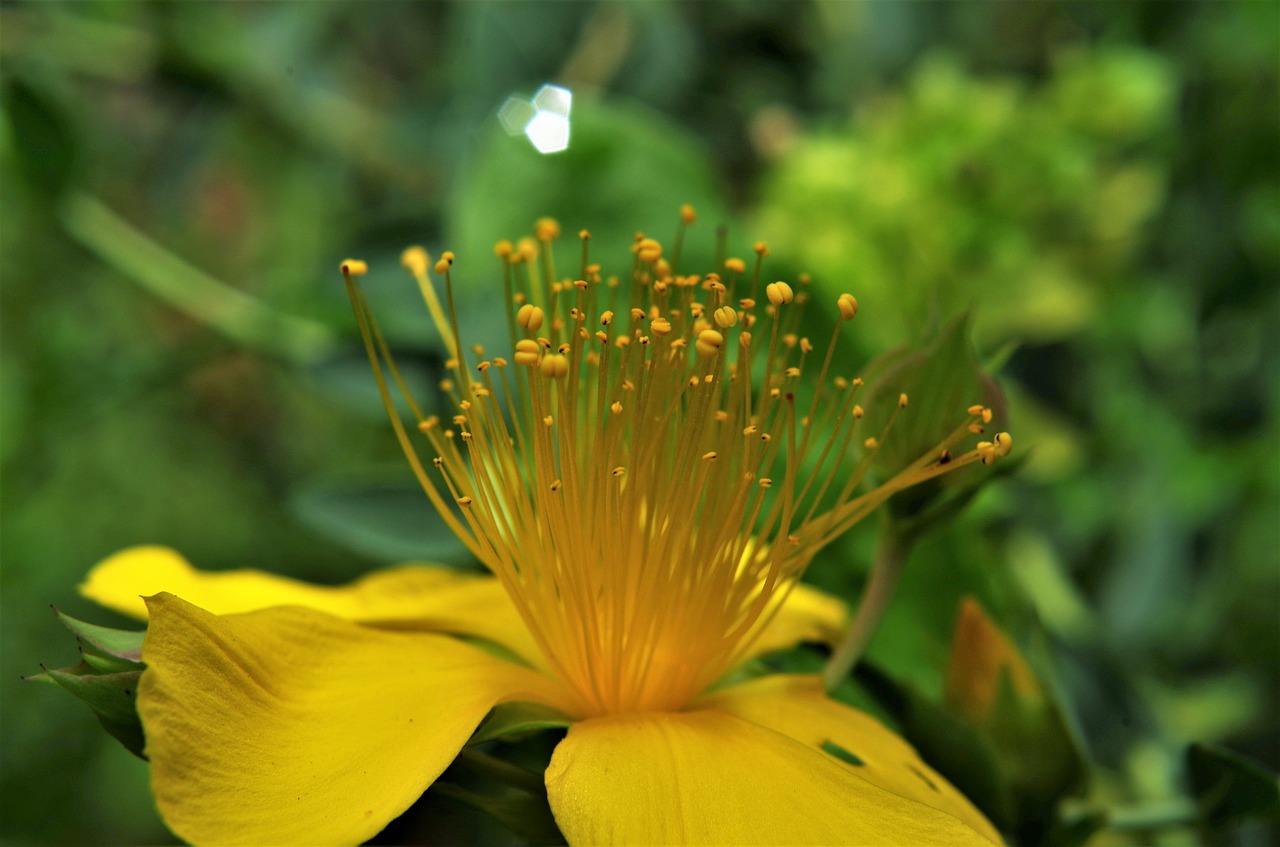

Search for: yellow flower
xmin=82 ymin=214 xmax=1010 ymax=845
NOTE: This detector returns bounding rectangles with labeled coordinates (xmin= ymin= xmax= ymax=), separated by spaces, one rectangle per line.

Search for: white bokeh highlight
xmin=498 ymin=84 xmax=573 ymax=154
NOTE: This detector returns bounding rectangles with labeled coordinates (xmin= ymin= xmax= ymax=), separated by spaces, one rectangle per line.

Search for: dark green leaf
xmin=4 ymin=78 xmax=79 ymax=198
xmin=1188 ymin=743 xmax=1280 ymax=827
xmin=290 ymin=473 xmax=473 ymax=565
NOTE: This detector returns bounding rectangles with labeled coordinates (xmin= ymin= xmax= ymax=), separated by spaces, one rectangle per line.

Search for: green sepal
xmin=43 ymin=663 xmax=146 ymax=759
xmin=470 ymin=701 xmax=571 ymax=747
xmin=78 ymin=648 xmax=144 ymax=675
xmin=54 ymin=608 xmax=145 ymax=664
xmin=1187 ymin=742 xmax=1280 ymax=828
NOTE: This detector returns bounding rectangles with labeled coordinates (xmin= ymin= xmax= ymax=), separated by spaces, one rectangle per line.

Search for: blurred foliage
xmin=1 ymin=1 xmax=1277 ymax=845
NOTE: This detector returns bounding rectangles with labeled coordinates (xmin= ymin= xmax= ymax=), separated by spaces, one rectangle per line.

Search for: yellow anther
xmin=739 ymin=331 xmax=752 ymax=346
xmin=743 ymin=426 xmax=758 ymax=436
xmin=760 ymin=432 xmax=773 ymax=443
xmin=550 ymin=479 xmax=563 ymax=492
xmin=993 ymin=432 xmax=1013 ymax=457
xmin=514 ymin=338 xmax=541 ymax=366
xmin=434 ymin=258 xmax=451 ymax=275
xmin=494 ymin=240 xmax=513 ymax=258
xmin=770 ymin=388 xmax=781 ymax=399
xmin=610 ymin=401 xmax=624 ymax=416
xmin=702 ymin=451 xmax=717 ymax=461
xmin=600 ymin=310 xmax=615 ymax=326
xmin=340 ymin=259 xmax=368 ymax=276
xmin=783 ymin=333 xmax=798 ymax=348
xmin=967 ymin=404 xmax=985 ymax=415
xmin=864 ymin=437 xmax=879 ymax=449
xmin=696 ymin=329 xmax=724 ymax=356
xmin=899 ymin=393 xmax=909 ymax=408
xmin=758 ymin=478 xmax=773 ymax=488
xmin=852 ymin=404 xmax=864 ymax=419
xmin=630 ymin=307 xmax=646 ymax=321
xmin=681 ymin=204 xmax=697 ymax=224
xmin=432 ymin=456 xmax=443 ymax=467
xmin=725 ymin=258 xmax=746 ymax=274
xmin=540 ymin=354 xmax=569 ymax=379
xmin=714 ymin=409 xmax=729 ymax=422
xmin=535 ymin=217 xmax=561 ymax=241
xmin=714 ymin=306 xmax=738 ymax=328
xmin=544 ymin=415 xmax=555 ymax=427
xmin=492 ymin=357 xmax=508 ymax=367
xmin=837 ymin=293 xmax=859 ymax=321
xmin=517 ymin=304 xmax=545 ymax=332
xmin=611 ymin=466 xmax=626 ymax=477
xmin=651 ymin=317 xmax=673 ymax=335
xmin=595 ymin=330 xmax=608 ymax=343
xmin=968 ymin=423 xmax=985 ymax=434
xmin=401 ymin=247 xmax=429 ymax=274
xmin=786 ymin=367 xmax=800 ymax=378
xmin=766 ymin=281 xmax=794 ymax=306
xmin=636 ymin=238 xmax=663 ymax=263
xmin=754 ymin=241 xmax=770 ymax=257
xmin=578 ymin=229 xmax=590 ymax=241
xmin=800 ymin=337 xmax=813 ymax=354
xmin=440 ymin=379 xmax=454 ymax=391
xmin=452 ymin=415 xmax=467 ymax=426
xmin=457 ymin=496 xmax=473 ymax=506
xmin=983 ymin=408 xmax=994 ymax=424
xmin=557 ymin=343 xmax=571 ymax=354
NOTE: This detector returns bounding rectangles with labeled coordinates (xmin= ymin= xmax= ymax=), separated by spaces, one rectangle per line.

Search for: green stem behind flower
xmin=823 ymin=524 xmax=912 ymax=693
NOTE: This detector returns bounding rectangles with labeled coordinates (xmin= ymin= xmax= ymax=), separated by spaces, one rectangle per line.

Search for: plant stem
xmin=823 ymin=526 xmax=911 ymax=692
xmin=60 ymin=192 xmax=336 ymax=363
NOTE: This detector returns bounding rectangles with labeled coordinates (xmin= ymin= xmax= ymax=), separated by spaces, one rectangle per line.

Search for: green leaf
xmin=1187 ymin=743 xmax=1280 ymax=827
xmin=45 ymin=664 xmax=146 ymax=760
xmin=432 ymin=782 xmax=564 ymax=846
xmin=470 ymin=701 xmax=571 ymax=747
xmin=55 ymin=609 xmax=144 ymax=663
xmin=290 ymin=473 xmax=473 ymax=565
xmin=860 ymin=312 xmax=1007 ymax=535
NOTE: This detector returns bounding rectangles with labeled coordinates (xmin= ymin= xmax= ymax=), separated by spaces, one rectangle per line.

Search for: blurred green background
xmin=1 ymin=2 xmax=1276 ymax=845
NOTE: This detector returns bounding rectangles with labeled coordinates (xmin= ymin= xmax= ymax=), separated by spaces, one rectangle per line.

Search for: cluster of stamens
xmin=340 ymin=206 xmax=1010 ymax=717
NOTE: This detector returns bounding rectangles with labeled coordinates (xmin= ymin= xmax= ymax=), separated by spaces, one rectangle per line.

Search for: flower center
xmin=341 ymin=211 xmax=1009 ymax=718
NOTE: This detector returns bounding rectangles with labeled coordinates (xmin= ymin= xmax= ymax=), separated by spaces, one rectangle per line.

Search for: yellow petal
xmin=700 ymin=674 xmax=1001 ymax=843
xmin=139 ymin=593 xmax=570 ymax=846
xmin=81 ymin=545 xmax=541 ymax=663
xmin=545 ymin=707 xmax=999 ymax=846
xmin=742 ymin=580 xmax=847 ymax=659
